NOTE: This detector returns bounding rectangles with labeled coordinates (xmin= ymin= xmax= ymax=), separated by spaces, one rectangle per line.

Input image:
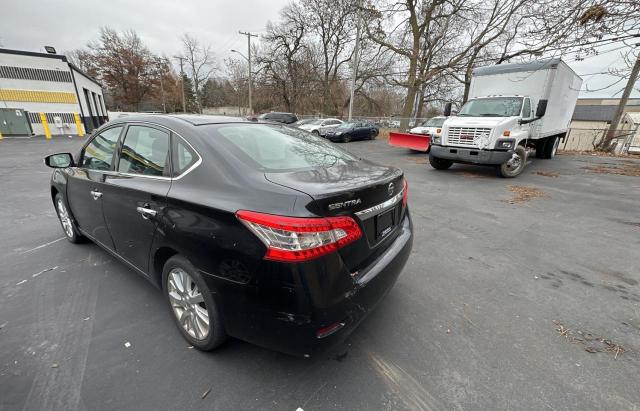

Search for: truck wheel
xmin=542 ymin=136 xmax=560 ymax=159
xmin=429 ymin=155 xmax=453 ymax=170
xmin=498 ymin=146 xmax=526 ymax=178
xmin=535 ymin=139 xmax=547 ymax=158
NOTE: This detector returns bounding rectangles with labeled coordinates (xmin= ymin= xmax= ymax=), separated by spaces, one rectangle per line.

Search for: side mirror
xmin=536 ymin=100 xmax=548 ymax=118
xmin=44 ymin=153 xmax=74 ymax=168
xmin=443 ymin=102 xmax=452 ymax=117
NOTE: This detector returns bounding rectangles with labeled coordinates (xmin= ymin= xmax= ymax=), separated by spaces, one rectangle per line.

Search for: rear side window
xmin=81 ymin=126 xmax=122 ymax=170
xmin=118 ymin=125 xmax=170 ymax=176
xmin=173 ymin=138 xmax=197 ymax=176
xmin=213 ymin=124 xmax=357 ymax=171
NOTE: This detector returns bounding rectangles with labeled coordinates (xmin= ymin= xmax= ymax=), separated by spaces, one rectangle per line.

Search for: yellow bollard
xmin=74 ymin=113 xmax=85 ymax=137
xmin=0 ymin=131 xmax=3 ymax=140
xmin=39 ymin=113 xmax=52 ymax=140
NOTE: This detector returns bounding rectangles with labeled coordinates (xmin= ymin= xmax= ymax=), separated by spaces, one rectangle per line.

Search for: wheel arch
xmin=153 ymin=246 xmax=180 ymax=288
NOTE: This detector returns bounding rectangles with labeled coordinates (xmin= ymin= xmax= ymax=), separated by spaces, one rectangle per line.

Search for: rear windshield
xmin=212 ymin=123 xmax=358 ymax=171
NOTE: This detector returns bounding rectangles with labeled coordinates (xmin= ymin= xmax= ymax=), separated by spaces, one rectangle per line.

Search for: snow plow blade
xmin=388 ymin=132 xmax=431 ymax=152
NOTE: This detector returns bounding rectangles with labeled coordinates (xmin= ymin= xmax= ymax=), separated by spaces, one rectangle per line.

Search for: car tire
xmin=498 ymin=145 xmax=527 ymax=178
xmin=312 ymin=130 xmax=319 ymax=136
xmin=54 ymin=193 xmax=85 ymax=243
xmin=429 ymin=155 xmax=453 ymax=170
xmin=542 ymin=136 xmax=560 ymax=159
xmin=163 ymin=255 xmax=227 ymax=351
xmin=342 ymin=135 xmax=351 ymax=143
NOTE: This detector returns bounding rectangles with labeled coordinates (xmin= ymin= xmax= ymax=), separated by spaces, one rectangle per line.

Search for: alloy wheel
xmin=57 ymin=199 xmax=74 ymax=239
xmin=167 ymin=268 xmax=210 ymax=340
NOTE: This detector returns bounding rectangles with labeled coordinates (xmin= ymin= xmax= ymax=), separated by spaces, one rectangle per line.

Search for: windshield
xmin=212 ymin=124 xmax=358 ymax=171
xmin=422 ymin=117 xmax=446 ymax=127
xmin=307 ymin=119 xmax=324 ymax=125
xmin=458 ymin=97 xmax=523 ymax=117
xmin=337 ymin=123 xmax=355 ymax=129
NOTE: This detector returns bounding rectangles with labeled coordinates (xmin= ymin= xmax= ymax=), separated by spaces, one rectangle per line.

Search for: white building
xmin=0 ymin=48 xmax=107 ymax=136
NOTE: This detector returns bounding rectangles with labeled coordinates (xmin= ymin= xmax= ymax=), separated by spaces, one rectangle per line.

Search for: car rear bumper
xmin=431 ymin=144 xmax=512 ymax=165
xmin=228 ymin=213 xmax=413 ymax=357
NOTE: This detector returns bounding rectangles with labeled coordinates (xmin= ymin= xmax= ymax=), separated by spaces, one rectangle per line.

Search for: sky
xmin=1 ymin=0 xmax=636 ymax=99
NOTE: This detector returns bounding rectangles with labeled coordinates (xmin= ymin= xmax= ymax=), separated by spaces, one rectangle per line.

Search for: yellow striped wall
xmin=0 ymin=89 xmax=77 ymax=104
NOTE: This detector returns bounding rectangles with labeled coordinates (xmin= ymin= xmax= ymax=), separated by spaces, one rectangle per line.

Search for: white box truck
xmin=429 ymin=58 xmax=583 ymax=177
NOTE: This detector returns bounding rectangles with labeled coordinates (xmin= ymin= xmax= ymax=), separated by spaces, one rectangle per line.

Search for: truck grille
xmin=446 ymin=127 xmax=492 ymax=148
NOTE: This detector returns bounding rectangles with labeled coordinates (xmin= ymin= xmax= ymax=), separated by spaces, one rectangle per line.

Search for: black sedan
xmin=324 ymin=121 xmax=379 ymax=143
xmin=44 ymin=115 xmax=413 ymax=357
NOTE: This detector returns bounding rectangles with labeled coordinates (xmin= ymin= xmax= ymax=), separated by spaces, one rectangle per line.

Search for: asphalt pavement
xmin=1 ymin=135 xmax=639 ymax=410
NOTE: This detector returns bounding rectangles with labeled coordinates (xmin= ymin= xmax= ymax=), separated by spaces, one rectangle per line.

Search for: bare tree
xmin=364 ymin=0 xmax=535 ymax=130
xmin=303 ymin=0 xmax=357 ymax=115
xmin=260 ymin=2 xmax=309 ymax=113
xmin=181 ymin=33 xmax=217 ymax=113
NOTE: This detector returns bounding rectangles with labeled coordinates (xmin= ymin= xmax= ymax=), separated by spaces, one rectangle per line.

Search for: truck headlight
xmin=496 ymin=138 xmax=515 ymax=149
xmin=432 ymin=136 xmax=441 ymax=144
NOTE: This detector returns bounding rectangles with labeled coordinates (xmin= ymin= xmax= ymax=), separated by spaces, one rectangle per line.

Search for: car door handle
xmin=136 ymin=206 xmax=157 ymax=219
xmin=90 ymin=190 xmax=102 ymax=200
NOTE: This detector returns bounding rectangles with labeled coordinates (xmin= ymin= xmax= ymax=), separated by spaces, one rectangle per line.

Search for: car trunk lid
xmin=265 ymin=160 xmax=406 ymax=272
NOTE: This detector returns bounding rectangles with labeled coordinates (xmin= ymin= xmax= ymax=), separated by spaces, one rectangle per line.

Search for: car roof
xmin=107 ymin=114 xmax=255 ymax=127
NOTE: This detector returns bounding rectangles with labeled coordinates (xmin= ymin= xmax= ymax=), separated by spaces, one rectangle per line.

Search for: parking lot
xmin=1 ymin=135 xmax=639 ymax=410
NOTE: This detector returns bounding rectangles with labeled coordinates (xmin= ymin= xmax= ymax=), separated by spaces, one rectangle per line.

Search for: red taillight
xmin=236 ymin=210 xmax=362 ymax=262
xmin=316 ymin=321 xmax=345 ymax=339
xmin=402 ymin=179 xmax=408 ymax=207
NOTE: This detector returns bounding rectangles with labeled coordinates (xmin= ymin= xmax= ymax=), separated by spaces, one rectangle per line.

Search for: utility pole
xmin=603 ymin=54 xmax=640 ymax=150
xmin=173 ymin=56 xmax=187 ymax=113
xmin=348 ymin=2 xmax=361 ymax=121
xmin=156 ymin=58 xmax=166 ymax=113
xmin=239 ymin=31 xmax=258 ymax=115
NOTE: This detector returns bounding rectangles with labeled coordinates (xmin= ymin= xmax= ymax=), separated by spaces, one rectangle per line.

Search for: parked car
xmin=298 ymin=118 xmax=343 ymax=135
xmin=44 ymin=115 xmax=413 ymax=357
xmin=258 ymin=111 xmax=298 ymax=124
xmin=324 ymin=122 xmax=379 ymax=143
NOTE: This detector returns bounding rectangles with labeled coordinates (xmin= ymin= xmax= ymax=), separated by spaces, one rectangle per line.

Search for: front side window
xmin=458 ymin=97 xmax=524 ymax=117
xmin=118 ymin=125 xmax=170 ymax=176
xmin=81 ymin=126 xmax=122 ymax=170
